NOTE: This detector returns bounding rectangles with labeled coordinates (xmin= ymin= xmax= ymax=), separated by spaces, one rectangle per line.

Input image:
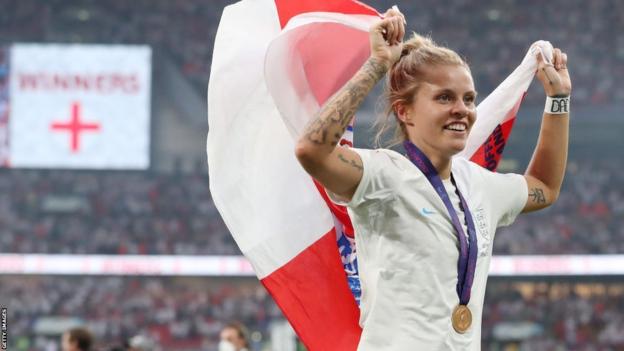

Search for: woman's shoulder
xmin=450 ymin=157 xmax=493 ymax=188
xmin=354 ymin=147 xmax=412 ymax=171
xmin=451 ymin=156 xmax=525 ymax=189
xmin=452 ymin=156 xmax=476 ymax=168
xmin=452 ymin=156 xmax=492 ymax=176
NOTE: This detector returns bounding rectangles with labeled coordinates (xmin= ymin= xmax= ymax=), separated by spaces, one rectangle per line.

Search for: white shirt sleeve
xmin=477 ymin=167 xmax=528 ymax=227
xmin=327 ymin=148 xmax=399 ymax=208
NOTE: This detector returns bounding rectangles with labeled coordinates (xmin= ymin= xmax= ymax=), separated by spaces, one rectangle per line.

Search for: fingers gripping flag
xmin=458 ymin=41 xmax=555 ymax=168
xmin=207 ymin=0 xmax=553 ymax=349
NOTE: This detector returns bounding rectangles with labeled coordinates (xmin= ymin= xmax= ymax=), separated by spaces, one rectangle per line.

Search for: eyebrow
xmin=434 ymin=88 xmax=478 ymax=97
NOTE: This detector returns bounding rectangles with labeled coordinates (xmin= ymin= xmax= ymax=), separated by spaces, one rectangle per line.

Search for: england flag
xmin=207 ymin=0 xmax=550 ymax=349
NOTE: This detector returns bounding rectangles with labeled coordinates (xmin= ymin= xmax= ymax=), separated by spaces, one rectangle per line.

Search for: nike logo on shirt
xmin=420 ymin=208 xmax=437 ymax=216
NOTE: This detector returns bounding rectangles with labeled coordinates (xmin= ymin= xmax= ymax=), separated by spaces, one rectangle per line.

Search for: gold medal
xmin=451 ymin=304 xmax=472 ymax=334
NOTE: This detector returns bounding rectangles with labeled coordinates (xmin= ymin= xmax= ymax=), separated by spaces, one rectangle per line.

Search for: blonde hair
xmin=373 ymin=33 xmax=469 ymax=148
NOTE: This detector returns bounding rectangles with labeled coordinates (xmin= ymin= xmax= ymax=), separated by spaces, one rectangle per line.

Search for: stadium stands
xmin=3 ymin=276 xmax=624 ymax=350
xmin=496 ymin=159 xmax=624 ymax=255
xmin=1 ymin=0 xmax=623 ymax=105
xmin=1 ymin=157 xmax=622 ymax=255
xmin=0 ymin=169 xmax=236 ymax=255
xmin=2 ymin=276 xmax=282 ymax=351
xmin=482 ymin=280 xmax=624 ymax=350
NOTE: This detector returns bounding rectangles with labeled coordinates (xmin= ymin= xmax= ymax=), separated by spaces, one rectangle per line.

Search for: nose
xmin=450 ymin=99 xmax=473 ymax=119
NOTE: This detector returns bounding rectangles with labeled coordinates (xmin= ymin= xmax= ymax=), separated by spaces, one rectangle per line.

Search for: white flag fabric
xmin=207 ymin=0 xmax=551 ymax=349
xmin=460 ymin=40 xmax=554 ymax=169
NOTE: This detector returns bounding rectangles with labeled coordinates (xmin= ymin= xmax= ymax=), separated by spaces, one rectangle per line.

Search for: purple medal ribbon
xmin=403 ymin=141 xmax=478 ymax=305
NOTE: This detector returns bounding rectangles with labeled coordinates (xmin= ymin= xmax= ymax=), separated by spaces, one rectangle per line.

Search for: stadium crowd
xmin=482 ymin=281 xmax=624 ymax=350
xmin=0 ymin=169 xmax=236 ymax=255
xmin=495 ymin=159 xmax=624 ymax=255
xmin=1 ymin=157 xmax=622 ymax=256
xmin=0 ymin=0 xmax=622 ymax=105
xmin=3 ymin=276 xmax=281 ymax=351
xmin=3 ymin=276 xmax=624 ymax=351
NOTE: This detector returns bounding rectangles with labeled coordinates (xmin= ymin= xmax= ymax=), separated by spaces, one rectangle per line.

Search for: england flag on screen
xmin=7 ymin=44 xmax=151 ymax=169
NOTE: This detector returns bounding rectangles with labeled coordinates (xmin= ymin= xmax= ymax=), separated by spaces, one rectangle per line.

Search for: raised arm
xmin=523 ymin=47 xmax=571 ymax=212
xmin=295 ymin=8 xmax=405 ymax=201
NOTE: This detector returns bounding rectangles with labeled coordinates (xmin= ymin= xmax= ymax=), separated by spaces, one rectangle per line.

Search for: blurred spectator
xmin=61 ymin=327 xmax=94 ymax=351
xmin=219 ymin=322 xmax=249 ymax=351
xmin=128 ymin=335 xmax=155 ymax=351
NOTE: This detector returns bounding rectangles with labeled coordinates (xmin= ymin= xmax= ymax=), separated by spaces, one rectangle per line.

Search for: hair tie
xmin=400 ymin=47 xmax=411 ymax=58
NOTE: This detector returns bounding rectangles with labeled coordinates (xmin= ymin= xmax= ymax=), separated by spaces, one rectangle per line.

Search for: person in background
xmin=219 ymin=322 xmax=250 ymax=351
xmin=127 ymin=334 xmax=155 ymax=351
xmin=61 ymin=327 xmax=94 ymax=351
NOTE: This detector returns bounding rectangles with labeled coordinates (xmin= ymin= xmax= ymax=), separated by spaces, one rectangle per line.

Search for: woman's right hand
xmin=535 ymin=47 xmax=572 ymax=97
xmin=369 ymin=7 xmax=406 ymax=69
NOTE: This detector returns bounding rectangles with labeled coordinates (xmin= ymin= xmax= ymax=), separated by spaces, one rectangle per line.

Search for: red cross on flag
xmin=50 ymin=102 xmax=101 ymax=153
xmin=8 ymin=44 xmax=151 ymax=169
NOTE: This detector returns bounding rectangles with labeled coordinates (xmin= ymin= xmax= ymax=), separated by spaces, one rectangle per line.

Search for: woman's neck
xmin=407 ymin=139 xmax=452 ymax=179
xmin=428 ymin=153 xmax=452 ymax=180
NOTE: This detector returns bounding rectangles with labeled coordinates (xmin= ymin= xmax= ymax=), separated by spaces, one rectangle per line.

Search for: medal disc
xmin=452 ymin=304 xmax=472 ymax=333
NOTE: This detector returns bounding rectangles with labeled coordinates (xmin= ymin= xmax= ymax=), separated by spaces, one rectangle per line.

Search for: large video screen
xmin=0 ymin=44 xmax=151 ymax=169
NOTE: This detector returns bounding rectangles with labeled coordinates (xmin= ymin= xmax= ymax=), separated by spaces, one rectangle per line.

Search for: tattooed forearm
xmin=337 ymin=152 xmax=364 ymax=171
xmin=303 ymin=58 xmax=388 ymax=148
xmin=529 ymin=188 xmax=546 ymax=204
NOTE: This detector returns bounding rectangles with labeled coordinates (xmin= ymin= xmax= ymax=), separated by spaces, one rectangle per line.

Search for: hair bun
xmin=400 ymin=33 xmax=434 ymax=58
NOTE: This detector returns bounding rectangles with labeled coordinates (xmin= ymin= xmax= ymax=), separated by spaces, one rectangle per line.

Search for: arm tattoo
xmin=529 ymin=188 xmax=546 ymax=204
xmin=337 ymin=153 xmax=363 ymax=171
xmin=303 ymin=58 xmax=388 ymax=147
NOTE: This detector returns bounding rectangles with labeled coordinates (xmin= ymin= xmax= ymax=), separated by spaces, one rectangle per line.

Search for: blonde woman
xmin=294 ymin=7 xmax=570 ymax=351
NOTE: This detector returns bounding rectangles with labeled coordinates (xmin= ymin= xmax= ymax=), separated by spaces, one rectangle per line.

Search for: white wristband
xmin=544 ymin=95 xmax=570 ymax=114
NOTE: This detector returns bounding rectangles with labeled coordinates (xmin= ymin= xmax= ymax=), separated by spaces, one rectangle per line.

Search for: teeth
xmin=445 ymin=123 xmax=466 ymax=131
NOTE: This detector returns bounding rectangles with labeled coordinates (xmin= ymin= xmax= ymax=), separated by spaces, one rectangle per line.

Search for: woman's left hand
xmin=535 ymin=47 xmax=572 ymax=97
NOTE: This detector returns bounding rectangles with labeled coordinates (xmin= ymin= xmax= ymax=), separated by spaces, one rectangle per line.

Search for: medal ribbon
xmin=403 ymin=141 xmax=478 ymax=305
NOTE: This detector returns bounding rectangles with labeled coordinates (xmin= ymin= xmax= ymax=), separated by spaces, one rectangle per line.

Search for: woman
xmin=295 ymin=7 xmax=570 ymax=351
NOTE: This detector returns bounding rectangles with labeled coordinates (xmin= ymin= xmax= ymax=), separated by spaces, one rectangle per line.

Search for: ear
xmin=395 ymin=103 xmax=414 ymax=127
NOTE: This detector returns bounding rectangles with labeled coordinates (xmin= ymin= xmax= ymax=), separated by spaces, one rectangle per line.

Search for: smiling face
xmin=397 ymin=64 xmax=477 ymax=161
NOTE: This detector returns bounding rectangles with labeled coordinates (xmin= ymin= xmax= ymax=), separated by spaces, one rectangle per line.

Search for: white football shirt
xmin=330 ymin=148 xmax=527 ymax=351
